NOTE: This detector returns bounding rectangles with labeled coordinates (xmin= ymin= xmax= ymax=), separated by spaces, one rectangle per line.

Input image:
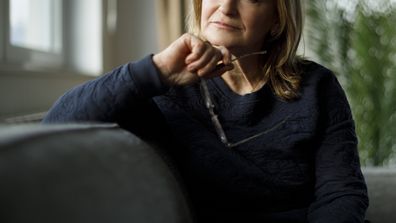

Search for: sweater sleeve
xmin=307 ymin=72 xmax=369 ymax=223
xmin=42 ymin=55 xmax=170 ymax=140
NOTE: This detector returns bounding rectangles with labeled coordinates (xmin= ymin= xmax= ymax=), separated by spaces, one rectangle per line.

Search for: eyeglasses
xmin=199 ymin=51 xmax=290 ymax=148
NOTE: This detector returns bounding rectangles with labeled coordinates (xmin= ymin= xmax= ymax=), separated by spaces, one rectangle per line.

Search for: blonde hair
xmin=187 ymin=0 xmax=304 ymax=100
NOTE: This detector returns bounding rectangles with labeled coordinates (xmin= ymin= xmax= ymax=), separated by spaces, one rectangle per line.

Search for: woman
xmin=43 ymin=0 xmax=369 ymax=222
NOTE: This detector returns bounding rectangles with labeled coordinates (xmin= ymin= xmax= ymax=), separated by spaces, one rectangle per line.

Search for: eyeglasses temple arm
xmin=200 ymin=79 xmax=231 ymax=146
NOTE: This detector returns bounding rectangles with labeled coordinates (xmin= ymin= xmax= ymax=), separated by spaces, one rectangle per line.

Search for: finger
xmin=187 ymin=45 xmax=218 ymax=72
xmin=217 ymin=46 xmax=232 ymax=65
xmin=194 ymin=45 xmax=231 ymax=76
xmin=196 ymin=50 xmax=224 ymax=76
xmin=203 ymin=63 xmax=234 ymax=79
xmin=184 ymin=37 xmax=209 ymax=64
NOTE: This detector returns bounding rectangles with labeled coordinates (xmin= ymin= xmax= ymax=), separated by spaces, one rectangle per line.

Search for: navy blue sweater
xmin=43 ymin=55 xmax=368 ymax=223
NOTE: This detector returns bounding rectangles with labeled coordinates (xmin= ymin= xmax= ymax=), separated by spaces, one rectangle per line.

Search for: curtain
xmin=155 ymin=0 xmax=191 ymax=49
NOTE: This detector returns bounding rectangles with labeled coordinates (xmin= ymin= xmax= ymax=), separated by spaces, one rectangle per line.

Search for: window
xmin=6 ymin=0 xmax=63 ymax=68
xmin=10 ymin=0 xmax=61 ymax=53
xmin=0 ymin=0 xmax=110 ymax=122
xmin=0 ymin=0 xmax=103 ymax=75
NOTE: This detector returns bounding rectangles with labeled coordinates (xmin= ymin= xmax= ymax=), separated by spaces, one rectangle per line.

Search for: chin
xmin=205 ymin=35 xmax=235 ymax=47
xmin=203 ymin=32 xmax=249 ymax=55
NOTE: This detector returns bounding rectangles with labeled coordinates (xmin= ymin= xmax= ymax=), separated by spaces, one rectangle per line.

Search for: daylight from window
xmin=10 ymin=0 xmax=60 ymax=53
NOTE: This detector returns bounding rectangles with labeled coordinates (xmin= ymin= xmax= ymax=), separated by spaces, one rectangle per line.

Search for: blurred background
xmin=304 ymin=0 xmax=396 ymax=167
xmin=0 ymin=0 xmax=395 ymax=168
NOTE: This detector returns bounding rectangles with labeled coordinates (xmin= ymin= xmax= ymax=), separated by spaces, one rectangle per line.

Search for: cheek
xmin=200 ymin=1 xmax=214 ymax=29
xmin=200 ymin=13 xmax=208 ymax=29
xmin=246 ymin=15 xmax=274 ymax=41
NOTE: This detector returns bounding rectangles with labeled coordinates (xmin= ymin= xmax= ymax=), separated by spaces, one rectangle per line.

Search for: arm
xmin=43 ymin=34 xmax=233 ymax=141
xmin=307 ymin=73 xmax=369 ymax=223
xmin=42 ymin=55 xmax=167 ymax=124
xmin=43 ymin=34 xmax=232 ymax=124
xmin=43 ymin=55 xmax=174 ymax=144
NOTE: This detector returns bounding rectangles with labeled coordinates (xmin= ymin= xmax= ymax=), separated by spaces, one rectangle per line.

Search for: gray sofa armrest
xmin=0 ymin=124 xmax=193 ymax=223
xmin=363 ymin=168 xmax=396 ymax=223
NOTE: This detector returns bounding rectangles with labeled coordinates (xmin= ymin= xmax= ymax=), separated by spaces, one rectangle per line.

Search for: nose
xmin=219 ymin=0 xmax=238 ymax=16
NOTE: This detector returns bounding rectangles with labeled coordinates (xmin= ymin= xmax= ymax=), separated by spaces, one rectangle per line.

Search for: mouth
xmin=211 ymin=21 xmax=241 ymax=30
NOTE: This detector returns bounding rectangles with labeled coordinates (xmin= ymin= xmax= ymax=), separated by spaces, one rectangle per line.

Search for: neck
xmin=221 ymin=55 xmax=267 ymax=95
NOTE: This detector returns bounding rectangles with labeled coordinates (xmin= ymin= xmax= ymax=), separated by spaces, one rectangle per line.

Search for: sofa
xmin=0 ymin=124 xmax=193 ymax=223
xmin=0 ymin=124 xmax=394 ymax=223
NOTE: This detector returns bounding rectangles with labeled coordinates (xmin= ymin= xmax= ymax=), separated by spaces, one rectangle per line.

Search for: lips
xmin=211 ymin=21 xmax=241 ymax=30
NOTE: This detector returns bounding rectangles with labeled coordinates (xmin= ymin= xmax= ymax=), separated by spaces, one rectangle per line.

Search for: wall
xmin=105 ymin=0 xmax=159 ymax=70
xmin=0 ymin=71 xmax=91 ymax=121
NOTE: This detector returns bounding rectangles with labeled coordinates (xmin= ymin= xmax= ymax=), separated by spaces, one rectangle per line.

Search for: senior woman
xmin=43 ymin=0 xmax=369 ymax=222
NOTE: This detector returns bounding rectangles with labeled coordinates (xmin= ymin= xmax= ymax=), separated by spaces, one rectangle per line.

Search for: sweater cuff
xmin=128 ymin=54 xmax=170 ymax=98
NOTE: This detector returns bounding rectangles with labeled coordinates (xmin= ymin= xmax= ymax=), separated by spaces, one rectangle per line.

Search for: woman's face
xmin=200 ymin=0 xmax=277 ymax=55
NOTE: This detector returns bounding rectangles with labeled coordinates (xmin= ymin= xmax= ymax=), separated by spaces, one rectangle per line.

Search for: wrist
xmin=152 ymin=53 xmax=173 ymax=87
xmin=153 ymin=53 xmax=169 ymax=76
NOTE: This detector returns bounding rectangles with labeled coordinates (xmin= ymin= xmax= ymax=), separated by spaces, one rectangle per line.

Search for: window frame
xmin=0 ymin=0 xmax=5 ymax=62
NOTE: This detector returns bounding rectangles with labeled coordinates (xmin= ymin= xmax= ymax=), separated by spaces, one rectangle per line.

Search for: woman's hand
xmin=153 ymin=33 xmax=233 ymax=86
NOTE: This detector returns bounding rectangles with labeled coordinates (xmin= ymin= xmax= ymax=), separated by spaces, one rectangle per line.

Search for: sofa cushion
xmin=0 ymin=124 xmax=193 ymax=223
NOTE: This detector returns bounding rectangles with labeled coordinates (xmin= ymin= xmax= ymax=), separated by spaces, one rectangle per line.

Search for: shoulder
xmin=297 ymin=60 xmax=345 ymax=97
xmin=297 ymin=60 xmax=353 ymax=124
xmin=298 ymin=60 xmax=336 ymax=85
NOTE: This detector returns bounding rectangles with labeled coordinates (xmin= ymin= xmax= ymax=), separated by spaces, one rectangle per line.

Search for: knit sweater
xmin=43 ymin=55 xmax=369 ymax=223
